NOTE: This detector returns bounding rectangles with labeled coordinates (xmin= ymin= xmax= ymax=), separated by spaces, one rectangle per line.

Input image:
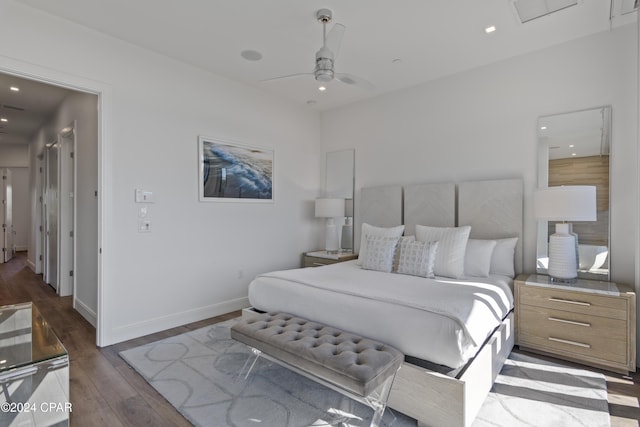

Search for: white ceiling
xmin=1 ymin=0 xmax=637 ymax=145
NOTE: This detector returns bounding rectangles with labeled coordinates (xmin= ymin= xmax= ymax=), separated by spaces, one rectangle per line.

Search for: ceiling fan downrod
xmin=315 ymin=9 xmax=335 ymax=82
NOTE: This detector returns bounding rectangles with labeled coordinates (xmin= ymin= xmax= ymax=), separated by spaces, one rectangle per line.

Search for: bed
xmin=245 ymin=178 xmax=523 ymax=427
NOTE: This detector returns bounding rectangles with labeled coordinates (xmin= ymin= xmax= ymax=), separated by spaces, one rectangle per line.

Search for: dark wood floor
xmin=1 ymin=252 xmax=639 ymax=426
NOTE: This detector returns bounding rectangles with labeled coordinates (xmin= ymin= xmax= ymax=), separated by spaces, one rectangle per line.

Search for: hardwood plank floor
xmin=1 ymin=252 xmax=638 ymax=426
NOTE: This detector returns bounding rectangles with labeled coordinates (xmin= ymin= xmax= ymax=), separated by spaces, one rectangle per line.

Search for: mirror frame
xmin=536 ymin=105 xmax=611 ymax=280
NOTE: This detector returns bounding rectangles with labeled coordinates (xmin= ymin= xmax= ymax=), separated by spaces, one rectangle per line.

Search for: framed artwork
xmin=198 ymin=136 xmax=274 ymax=202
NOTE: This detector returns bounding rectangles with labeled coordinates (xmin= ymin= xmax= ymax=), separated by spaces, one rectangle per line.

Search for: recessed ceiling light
xmin=569 ymin=144 xmax=575 ymax=148
xmin=318 ymin=86 xmax=326 ymax=91
xmin=240 ymin=50 xmax=263 ymax=61
xmin=9 ymin=86 xmax=19 ymax=92
xmin=572 ymin=153 xmax=577 ymax=156
xmin=485 ymin=25 xmax=496 ymax=34
xmin=1 ymin=118 xmax=7 ymax=122
xmin=540 ymin=126 xmax=547 ymax=130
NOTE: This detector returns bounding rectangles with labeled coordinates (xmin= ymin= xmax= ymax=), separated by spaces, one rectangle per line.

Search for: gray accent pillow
xmin=361 ymin=235 xmax=400 ymax=273
xmin=397 ymin=239 xmax=439 ymax=278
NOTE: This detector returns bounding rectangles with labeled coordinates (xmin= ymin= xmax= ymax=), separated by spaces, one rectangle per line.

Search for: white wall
xmin=322 ymin=24 xmax=637 ymax=286
xmin=323 ymin=24 xmax=639 ymax=362
xmin=1 ymin=3 xmax=322 ymax=345
xmin=0 ymin=144 xmax=28 ymax=167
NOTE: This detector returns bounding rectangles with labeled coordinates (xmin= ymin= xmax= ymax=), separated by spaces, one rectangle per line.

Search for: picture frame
xmin=198 ymin=135 xmax=274 ymax=202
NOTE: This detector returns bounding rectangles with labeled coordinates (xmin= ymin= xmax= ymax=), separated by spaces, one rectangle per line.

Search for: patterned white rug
xmin=120 ymin=319 xmax=610 ymax=427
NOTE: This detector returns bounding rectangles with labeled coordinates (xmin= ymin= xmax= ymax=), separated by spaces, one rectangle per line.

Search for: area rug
xmin=120 ymin=319 xmax=610 ymax=427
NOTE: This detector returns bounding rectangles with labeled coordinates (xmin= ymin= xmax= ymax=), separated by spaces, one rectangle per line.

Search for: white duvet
xmin=248 ymin=260 xmax=514 ymax=369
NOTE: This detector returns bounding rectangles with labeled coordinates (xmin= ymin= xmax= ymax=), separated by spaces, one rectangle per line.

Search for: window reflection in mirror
xmin=536 ymin=106 xmax=611 ymax=280
xmin=325 ymin=149 xmax=355 ymax=251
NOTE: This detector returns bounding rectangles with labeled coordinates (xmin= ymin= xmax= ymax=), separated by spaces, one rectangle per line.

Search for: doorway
xmin=0 ymin=65 xmax=103 ymax=344
xmin=1 ymin=168 xmax=13 ymax=263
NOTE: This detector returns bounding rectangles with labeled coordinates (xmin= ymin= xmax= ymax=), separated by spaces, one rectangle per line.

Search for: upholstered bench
xmin=230 ymin=312 xmax=404 ymax=427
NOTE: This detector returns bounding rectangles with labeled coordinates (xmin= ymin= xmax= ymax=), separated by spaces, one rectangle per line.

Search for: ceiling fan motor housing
xmin=315 ymin=46 xmax=334 ymax=82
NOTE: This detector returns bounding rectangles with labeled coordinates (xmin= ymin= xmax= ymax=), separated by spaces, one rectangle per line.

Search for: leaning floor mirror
xmin=325 ymin=149 xmax=355 ymax=252
xmin=536 ymin=106 xmax=611 ymax=280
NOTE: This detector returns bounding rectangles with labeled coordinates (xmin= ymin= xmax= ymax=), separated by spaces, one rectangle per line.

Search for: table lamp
xmin=534 ymin=185 xmax=597 ymax=282
xmin=315 ymin=198 xmax=344 ymax=253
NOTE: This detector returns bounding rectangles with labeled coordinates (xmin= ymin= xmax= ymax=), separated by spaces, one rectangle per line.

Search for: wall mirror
xmin=536 ymin=106 xmax=611 ymax=280
xmin=325 ymin=149 xmax=355 ymax=252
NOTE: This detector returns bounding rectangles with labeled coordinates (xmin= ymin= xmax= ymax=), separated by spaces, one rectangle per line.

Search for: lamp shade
xmin=534 ymin=186 xmax=597 ymax=221
xmin=315 ymin=198 xmax=344 ymax=218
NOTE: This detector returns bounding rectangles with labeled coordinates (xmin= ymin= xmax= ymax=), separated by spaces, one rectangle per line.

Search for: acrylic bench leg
xmin=366 ymin=373 xmax=396 ymax=427
xmin=237 ymin=347 xmax=261 ymax=380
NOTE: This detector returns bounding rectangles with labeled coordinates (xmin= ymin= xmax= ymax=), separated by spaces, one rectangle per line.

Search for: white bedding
xmin=248 ymin=260 xmax=514 ymax=369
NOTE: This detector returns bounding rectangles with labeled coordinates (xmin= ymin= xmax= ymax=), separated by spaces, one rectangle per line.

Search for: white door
xmin=1 ymin=169 xmax=13 ymax=263
xmin=58 ymin=128 xmax=75 ymax=297
xmin=45 ymin=142 xmax=59 ymax=291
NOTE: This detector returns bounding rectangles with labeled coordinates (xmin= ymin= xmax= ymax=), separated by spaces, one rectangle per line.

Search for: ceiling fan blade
xmin=260 ymin=72 xmax=313 ymax=83
xmin=335 ymin=73 xmax=375 ymax=91
xmin=325 ymin=23 xmax=346 ymax=59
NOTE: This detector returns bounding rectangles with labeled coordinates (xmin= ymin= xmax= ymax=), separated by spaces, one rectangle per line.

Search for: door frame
xmin=0 ymin=57 xmax=110 ymax=346
xmin=57 ymin=123 xmax=76 ymax=297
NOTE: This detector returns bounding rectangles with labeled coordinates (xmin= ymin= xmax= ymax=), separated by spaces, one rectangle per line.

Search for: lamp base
xmin=340 ymin=217 xmax=353 ymax=253
xmin=325 ymin=218 xmax=339 ymax=254
xmin=548 ymin=223 xmax=578 ymax=281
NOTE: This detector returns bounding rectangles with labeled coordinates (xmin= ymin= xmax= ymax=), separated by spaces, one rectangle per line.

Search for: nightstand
xmin=515 ymin=274 xmax=636 ymax=374
xmin=303 ymin=251 xmax=358 ymax=268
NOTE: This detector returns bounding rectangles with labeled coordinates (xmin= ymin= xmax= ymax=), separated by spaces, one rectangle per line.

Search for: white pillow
xmin=490 ymin=237 xmax=518 ymax=278
xmin=361 ymin=235 xmax=400 ymax=273
xmin=357 ymin=223 xmax=405 ymax=266
xmin=397 ymin=240 xmax=439 ymax=278
xmin=464 ymin=239 xmax=497 ymax=278
xmin=415 ymin=225 xmax=471 ymax=279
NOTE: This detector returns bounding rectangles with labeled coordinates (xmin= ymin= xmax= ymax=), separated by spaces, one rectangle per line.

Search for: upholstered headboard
xmin=358 ymin=178 xmax=524 ymax=275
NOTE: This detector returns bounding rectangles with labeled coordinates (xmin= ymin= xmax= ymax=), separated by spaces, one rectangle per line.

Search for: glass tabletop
xmin=0 ymin=302 xmax=68 ymax=373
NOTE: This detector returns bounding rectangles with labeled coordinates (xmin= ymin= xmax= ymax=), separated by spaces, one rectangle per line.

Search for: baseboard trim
xmin=105 ymin=297 xmax=250 ymax=347
xmin=74 ymin=298 xmax=97 ymax=328
xmin=27 ymin=259 xmax=37 ymax=273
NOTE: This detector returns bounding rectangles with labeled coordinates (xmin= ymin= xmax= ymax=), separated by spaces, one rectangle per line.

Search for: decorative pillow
xmin=415 ymin=225 xmax=471 ymax=279
xmin=490 ymin=237 xmax=518 ymax=278
xmin=393 ymin=235 xmax=415 ymax=271
xmin=357 ymin=223 xmax=405 ymax=266
xmin=361 ymin=235 xmax=400 ymax=273
xmin=464 ymin=239 xmax=497 ymax=278
xmin=397 ymin=240 xmax=439 ymax=278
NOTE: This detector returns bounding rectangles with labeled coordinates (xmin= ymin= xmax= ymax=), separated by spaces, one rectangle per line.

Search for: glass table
xmin=0 ymin=302 xmax=70 ymax=427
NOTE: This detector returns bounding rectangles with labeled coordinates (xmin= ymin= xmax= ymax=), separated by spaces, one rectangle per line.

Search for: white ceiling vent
xmin=512 ymin=0 xmax=579 ymax=23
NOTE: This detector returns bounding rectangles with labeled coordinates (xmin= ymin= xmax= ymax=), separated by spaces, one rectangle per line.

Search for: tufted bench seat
xmin=230 ymin=312 xmax=404 ymax=426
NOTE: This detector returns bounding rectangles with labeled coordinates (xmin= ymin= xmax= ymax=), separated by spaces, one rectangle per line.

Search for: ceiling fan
xmin=262 ymin=9 xmax=374 ymax=91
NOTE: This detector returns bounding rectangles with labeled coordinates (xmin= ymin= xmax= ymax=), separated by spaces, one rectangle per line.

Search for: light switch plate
xmin=135 ymin=189 xmax=154 ymax=203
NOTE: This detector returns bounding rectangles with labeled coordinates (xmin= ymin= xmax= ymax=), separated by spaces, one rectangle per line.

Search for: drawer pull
xmin=548 ymin=337 xmax=591 ymax=348
xmin=548 ymin=297 xmax=591 ymax=307
xmin=548 ymin=317 xmax=591 ymax=327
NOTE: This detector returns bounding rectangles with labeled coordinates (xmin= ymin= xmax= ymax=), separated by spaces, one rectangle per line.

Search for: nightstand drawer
xmin=518 ymin=285 xmax=628 ymax=320
xmin=303 ymin=256 xmax=340 ymax=267
xmin=302 ymin=251 xmax=358 ymax=268
xmin=518 ymin=305 xmax=628 ymax=364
